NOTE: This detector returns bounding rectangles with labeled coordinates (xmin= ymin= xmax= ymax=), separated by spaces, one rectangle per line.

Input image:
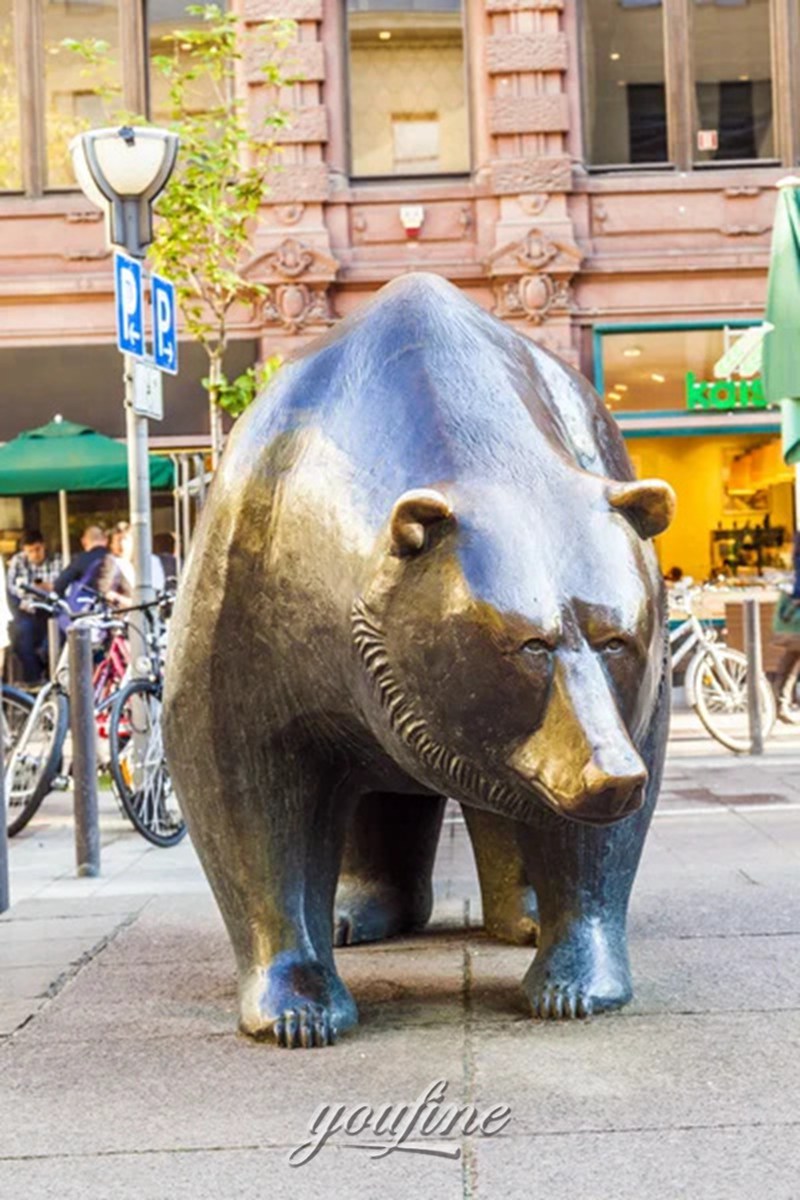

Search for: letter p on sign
xmin=152 ymin=273 xmax=178 ymax=375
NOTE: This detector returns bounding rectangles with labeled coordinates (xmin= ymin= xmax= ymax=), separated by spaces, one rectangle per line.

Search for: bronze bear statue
xmin=164 ymin=272 xmax=674 ymax=1049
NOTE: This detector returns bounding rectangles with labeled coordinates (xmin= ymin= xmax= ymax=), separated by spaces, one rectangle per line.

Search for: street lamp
xmin=70 ymin=125 xmax=178 ymax=674
xmin=70 ymin=126 xmax=178 ymax=260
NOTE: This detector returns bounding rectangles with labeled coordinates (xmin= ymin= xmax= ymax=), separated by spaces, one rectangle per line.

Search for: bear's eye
xmin=521 ymin=638 xmax=552 ymax=657
xmin=601 ymin=637 xmax=628 ymax=655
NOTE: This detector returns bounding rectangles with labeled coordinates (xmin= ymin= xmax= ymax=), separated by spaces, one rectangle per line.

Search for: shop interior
xmin=629 ymin=434 xmax=794 ymax=584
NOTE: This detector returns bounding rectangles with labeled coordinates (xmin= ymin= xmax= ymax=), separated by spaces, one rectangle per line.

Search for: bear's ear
xmin=607 ymin=478 xmax=676 ymax=540
xmin=390 ymin=488 xmax=453 ymax=556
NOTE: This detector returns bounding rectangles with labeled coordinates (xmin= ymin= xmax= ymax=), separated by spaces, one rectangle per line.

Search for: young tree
xmin=148 ymin=4 xmax=293 ymax=465
xmin=67 ymin=4 xmax=293 ymax=464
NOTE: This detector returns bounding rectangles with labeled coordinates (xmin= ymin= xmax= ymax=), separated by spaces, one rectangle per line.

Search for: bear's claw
xmin=272 ymin=1005 xmax=337 ymax=1049
xmin=529 ymin=986 xmax=592 ymax=1021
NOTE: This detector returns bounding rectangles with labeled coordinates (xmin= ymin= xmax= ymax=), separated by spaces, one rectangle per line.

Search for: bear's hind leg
xmin=334 ymin=792 xmax=445 ymax=946
xmin=462 ymin=806 xmax=539 ymax=946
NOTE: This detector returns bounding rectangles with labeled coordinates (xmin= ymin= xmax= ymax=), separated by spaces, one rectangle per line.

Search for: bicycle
xmin=3 ymin=589 xmax=125 ymax=837
xmin=670 ymin=585 xmax=776 ymax=753
xmin=107 ymin=590 xmax=185 ymax=848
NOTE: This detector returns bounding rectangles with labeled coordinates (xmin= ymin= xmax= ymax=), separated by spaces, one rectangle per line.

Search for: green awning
xmin=763 ymin=182 xmax=800 ymax=464
xmin=0 ymin=418 xmax=173 ymax=495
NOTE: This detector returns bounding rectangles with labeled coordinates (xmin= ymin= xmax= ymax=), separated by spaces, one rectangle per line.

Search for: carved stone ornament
xmin=486 ymin=227 xmax=582 ymax=277
xmin=486 ymin=226 xmax=581 ymax=325
xmin=273 ymin=203 xmax=306 ymax=226
xmin=494 ymin=273 xmax=572 ymax=325
xmin=265 ymin=237 xmax=316 ymax=278
xmin=244 ymin=237 xmax=340 ymax=287
xmin=262 ymin=282 xmax=334 ymax=333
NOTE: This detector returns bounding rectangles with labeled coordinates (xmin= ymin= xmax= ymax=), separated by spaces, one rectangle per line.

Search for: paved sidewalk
xmin=2 ymin=708 xmax=800 ymax=1198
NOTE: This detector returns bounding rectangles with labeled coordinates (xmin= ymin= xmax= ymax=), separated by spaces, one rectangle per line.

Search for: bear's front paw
xmin=239 ymin=954 xmax=358 ymax=1048
xmin=522 ymin=918 xmax=632 ymax=1021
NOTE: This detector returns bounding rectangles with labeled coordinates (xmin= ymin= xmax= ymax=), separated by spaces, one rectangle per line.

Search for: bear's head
xmin=353 ymin=468 xmax=674 ymax=827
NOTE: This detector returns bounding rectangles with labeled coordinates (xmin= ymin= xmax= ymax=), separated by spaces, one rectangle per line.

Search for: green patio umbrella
xmin=0 ymin=416 xmax=174 ymax=561
xmin=762 ymin=178 xmax=800 ymax=464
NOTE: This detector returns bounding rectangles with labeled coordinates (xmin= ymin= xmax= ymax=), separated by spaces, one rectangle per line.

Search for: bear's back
xmin=223 ymin=273 xmax=633 ymax=516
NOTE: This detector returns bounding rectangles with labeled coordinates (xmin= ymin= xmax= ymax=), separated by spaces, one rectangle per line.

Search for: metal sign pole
xmin=124 ymin=353 xmax=154 ymax=673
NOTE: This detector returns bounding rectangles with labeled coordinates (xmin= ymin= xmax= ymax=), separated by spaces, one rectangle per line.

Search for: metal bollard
xmin=744 ymin=597 xmax=764 ymax=756
xmin=47 ymin=616 xmax=60 ymax=681
xmin=69 ymin=625 xmax=100 ymax=877
xmin=0 ymin=722 xmax=9 ymax=913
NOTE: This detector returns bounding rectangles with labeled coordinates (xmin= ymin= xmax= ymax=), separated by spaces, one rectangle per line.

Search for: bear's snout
xmin=573 ymin=760 xmax=648 ymax=823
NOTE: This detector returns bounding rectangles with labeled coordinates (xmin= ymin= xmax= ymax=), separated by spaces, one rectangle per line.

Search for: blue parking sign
xmin=152 ymin=273 xmax=178 ymax=375
xmin=114 ymin=252 xmax=144 ymax=357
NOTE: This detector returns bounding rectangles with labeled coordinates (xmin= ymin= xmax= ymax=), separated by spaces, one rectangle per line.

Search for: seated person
xmin=6 ymin=529 xmax=62 ymax=684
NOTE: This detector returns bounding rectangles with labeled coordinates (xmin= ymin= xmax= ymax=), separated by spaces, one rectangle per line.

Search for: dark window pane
xmin=583 ymin=0 xmax=668 ymax=166
xmin=627 ymin=83 xmax=668 ymax=162
xmin=692 ymin=0 xmax=773 ymax=163
xmin=347 ymin=2 xmax=469 ymax=177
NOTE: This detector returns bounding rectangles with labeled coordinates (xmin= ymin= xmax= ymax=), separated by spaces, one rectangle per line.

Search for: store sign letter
xmin=685 ymin=372 xmax=768 ymax=412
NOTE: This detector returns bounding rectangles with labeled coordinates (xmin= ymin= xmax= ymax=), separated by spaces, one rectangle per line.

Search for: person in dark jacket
xmin=53 ymin=525 xmax=109 ymax=600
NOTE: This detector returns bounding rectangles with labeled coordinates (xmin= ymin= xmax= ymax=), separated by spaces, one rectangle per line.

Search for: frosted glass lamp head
xmin=70 ymin=126 xmax=179 ymax=259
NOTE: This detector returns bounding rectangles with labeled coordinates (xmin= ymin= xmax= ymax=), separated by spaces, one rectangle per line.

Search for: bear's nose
xmin=579 ymin=762 xmax=648 ymax=820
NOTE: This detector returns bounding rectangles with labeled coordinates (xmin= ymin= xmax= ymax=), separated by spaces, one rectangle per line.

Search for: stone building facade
xmin=1 ymin=0 xmax=798 ymax=577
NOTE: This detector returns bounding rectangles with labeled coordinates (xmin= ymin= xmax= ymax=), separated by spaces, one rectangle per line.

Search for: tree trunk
xmin=208 ymin=354 xmax=224 ymax=469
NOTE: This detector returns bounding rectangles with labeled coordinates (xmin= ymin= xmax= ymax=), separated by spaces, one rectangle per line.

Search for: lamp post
xmin=69 ymin=127 xmax=178 ymax=627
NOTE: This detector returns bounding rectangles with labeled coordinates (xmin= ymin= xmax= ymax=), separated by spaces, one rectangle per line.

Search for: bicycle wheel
xmin=692 ymin=647 xmax=776 ymax=753
xmin=108 ymin=678 xmax=186 ymax=847
xmin=4 ymin=687 xmax=69 ymax=836
xmin=774 ymin=651 xmax=800 ymax=725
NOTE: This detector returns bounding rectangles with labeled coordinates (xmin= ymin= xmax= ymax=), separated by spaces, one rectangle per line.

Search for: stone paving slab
xmin=470 ymin=1011 xmax=800 ymax=1139
xmin=0 ymin=1025 xmax=466 ymax=1160
xmin=474 ymin=1126 xmax=800 ymax=1200
xmin=0 ymin=1147 xmax=465 ymax=1200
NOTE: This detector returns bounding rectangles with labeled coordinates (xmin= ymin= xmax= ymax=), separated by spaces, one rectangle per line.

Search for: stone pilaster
xmin=239 ymin=0 xmax=338 ymax=337
xmin=480 ymin=0 xmax=579 ymax=362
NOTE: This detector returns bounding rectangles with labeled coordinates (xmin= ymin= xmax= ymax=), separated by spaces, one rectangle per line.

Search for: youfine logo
xmin=288 ymin=1078 xmax=512 ymax=1167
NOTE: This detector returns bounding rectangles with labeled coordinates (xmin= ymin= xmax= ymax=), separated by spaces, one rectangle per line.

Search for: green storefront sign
xmin=685 ymin=372 xmax=768 ymax=412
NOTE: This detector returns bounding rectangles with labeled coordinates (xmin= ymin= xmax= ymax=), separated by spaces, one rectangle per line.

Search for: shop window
xmin=582 ymin=0 xmax=668 ymax=166
xmin=692 ymin=0 xmax=773 ymax=163
xmin=44 ymin=0 xmax=122 ymax=188
xmin=597 ymin=325 xmax=770 ymax=415
xmin=0 ymin=0 xmax=20 ymax=190
xmin=346 ymin=0 xmax=470 ymax=178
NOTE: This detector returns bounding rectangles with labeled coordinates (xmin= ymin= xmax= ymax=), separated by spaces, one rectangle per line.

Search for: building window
xmin=147 ymin=0 xmax=216 ymax=126
xmin=582 ymin=0 xmax=784 ymax=170
xmin=0 ymin=0 xmax=21 ymax=190
xmin=44 ymin=0 xmax=122 ymax=188
xmin=346 ymin=0 xmax=470 ymax=178
xmin=692 ymin=0 xmax=773 ymax=163
xmin=583 ymin=0 xmax=668 ymax=167
xmin=0 ymin=1 xmax=227 ymax=195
